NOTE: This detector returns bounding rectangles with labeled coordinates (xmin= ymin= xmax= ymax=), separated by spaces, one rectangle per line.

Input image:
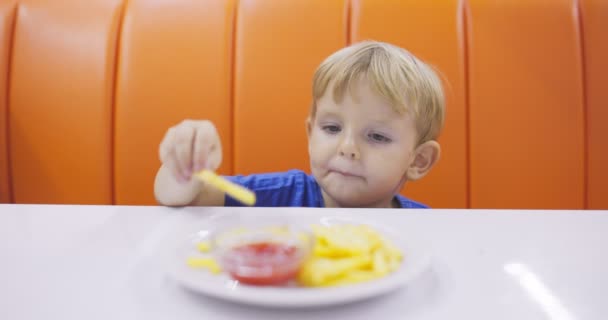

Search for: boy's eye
xmin=369 ymin=133 xmax=391 ymax=143
xmin=322 ymin=125 xmax=341 ymax=134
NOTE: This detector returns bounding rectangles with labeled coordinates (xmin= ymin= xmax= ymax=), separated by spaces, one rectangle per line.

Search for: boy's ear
xmin=406 ymin=140 xmax=440 ymax=181
xmin=306 ymin=117 xmax=312 ymax=137
xmin=305 ymin=117 xmax=314 ymax=157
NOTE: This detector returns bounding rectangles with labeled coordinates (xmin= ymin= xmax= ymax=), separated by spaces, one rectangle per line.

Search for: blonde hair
xmin=311 ymin=40 xmax=445 ymax=144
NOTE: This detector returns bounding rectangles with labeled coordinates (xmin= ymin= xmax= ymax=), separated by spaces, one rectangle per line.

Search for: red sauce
xmin=221 ymin=242 xmax=302 ymax=285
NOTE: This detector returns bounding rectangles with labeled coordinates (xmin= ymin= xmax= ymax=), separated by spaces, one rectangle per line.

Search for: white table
xmin=0 ymin=204 xmax=606 ymax=320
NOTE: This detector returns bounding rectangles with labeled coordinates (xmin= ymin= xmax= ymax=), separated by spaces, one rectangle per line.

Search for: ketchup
xmin=221 ymin=241 xmax=302 ymax=285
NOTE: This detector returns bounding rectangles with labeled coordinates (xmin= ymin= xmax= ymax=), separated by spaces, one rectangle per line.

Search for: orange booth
xmin=0 ymin=0 xmax=606 ymax=209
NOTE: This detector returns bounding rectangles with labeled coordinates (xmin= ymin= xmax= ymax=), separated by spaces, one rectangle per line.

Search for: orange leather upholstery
xmin=467 ymin=0 xmax=585 ymax=209
xmin=114 ymin=0 xmax=235 ymax=205
xmin=9 ymin=0 xmax=122 ymax=204
xmin=0 ymin=0 xmax=606 ymax=209
xmin=0 ymin=1 xmax=15 ymax=203
xmin=581 ymin=0 xmax=608 ymax=209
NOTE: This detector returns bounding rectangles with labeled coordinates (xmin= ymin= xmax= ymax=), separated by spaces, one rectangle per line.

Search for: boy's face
xmin=307 ymin=78 xmax=423 ymax=208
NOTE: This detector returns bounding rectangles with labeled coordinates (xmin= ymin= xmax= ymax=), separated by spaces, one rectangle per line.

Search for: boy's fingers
xmin=159 ymin=127 xmax=176 ymax=163
xmin=174 ymin=126 xmax=195 ymax=178
xmin=166 ymin=151 xmax=187 ymax=184
xmin=192 ymin=121 xmax=222 ymax=171
xmin=194 ymin=138 xmax=220 ymax=171
xmin=192 ymin=127 xmax=209 ymax=172
xmin=206 ymin=142 xmax=222 ymax=171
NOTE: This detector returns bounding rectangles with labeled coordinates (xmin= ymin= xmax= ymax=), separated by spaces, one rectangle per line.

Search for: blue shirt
xmin=224 ymin=170 xmax=428 ymax=208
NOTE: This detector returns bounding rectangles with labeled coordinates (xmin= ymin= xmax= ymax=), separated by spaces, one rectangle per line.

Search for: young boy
xmin=154 ymin=40 xmax=445 ymax=208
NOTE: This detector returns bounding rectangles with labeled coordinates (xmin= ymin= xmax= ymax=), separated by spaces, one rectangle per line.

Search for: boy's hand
xmin=158 ymin=120 xmax=223 ymax=184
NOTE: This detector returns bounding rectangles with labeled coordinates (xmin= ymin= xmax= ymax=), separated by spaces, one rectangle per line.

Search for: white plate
xmin=161 ymin=212 xmax=431 ymax=308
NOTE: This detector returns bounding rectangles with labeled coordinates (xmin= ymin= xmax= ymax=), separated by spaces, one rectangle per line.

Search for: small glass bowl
xmin=212 ymin=223 xmax=312 ymax=286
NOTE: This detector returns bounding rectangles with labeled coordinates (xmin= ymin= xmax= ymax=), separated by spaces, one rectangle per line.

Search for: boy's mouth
xmin=327 ymin=168 xmax=363 ymax=179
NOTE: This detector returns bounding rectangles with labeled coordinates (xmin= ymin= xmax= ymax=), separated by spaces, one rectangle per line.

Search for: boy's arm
xmin=154 ymin=164 xmax=225 ymax=206
xmin=154 ymin=119 xmax=225 ymax=207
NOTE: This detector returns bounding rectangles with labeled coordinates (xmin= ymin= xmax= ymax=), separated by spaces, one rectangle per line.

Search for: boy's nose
xmin=338 ymin=137 xmax=360 ymax=160
xmin=339 ymin=150 xmax=359 ymax=160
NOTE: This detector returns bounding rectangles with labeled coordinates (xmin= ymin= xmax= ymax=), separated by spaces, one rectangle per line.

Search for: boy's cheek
xmin=366 ymin=153 xmax=409 ymax=175
xmin=309 ymin=138 xmax=331 ymax=157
